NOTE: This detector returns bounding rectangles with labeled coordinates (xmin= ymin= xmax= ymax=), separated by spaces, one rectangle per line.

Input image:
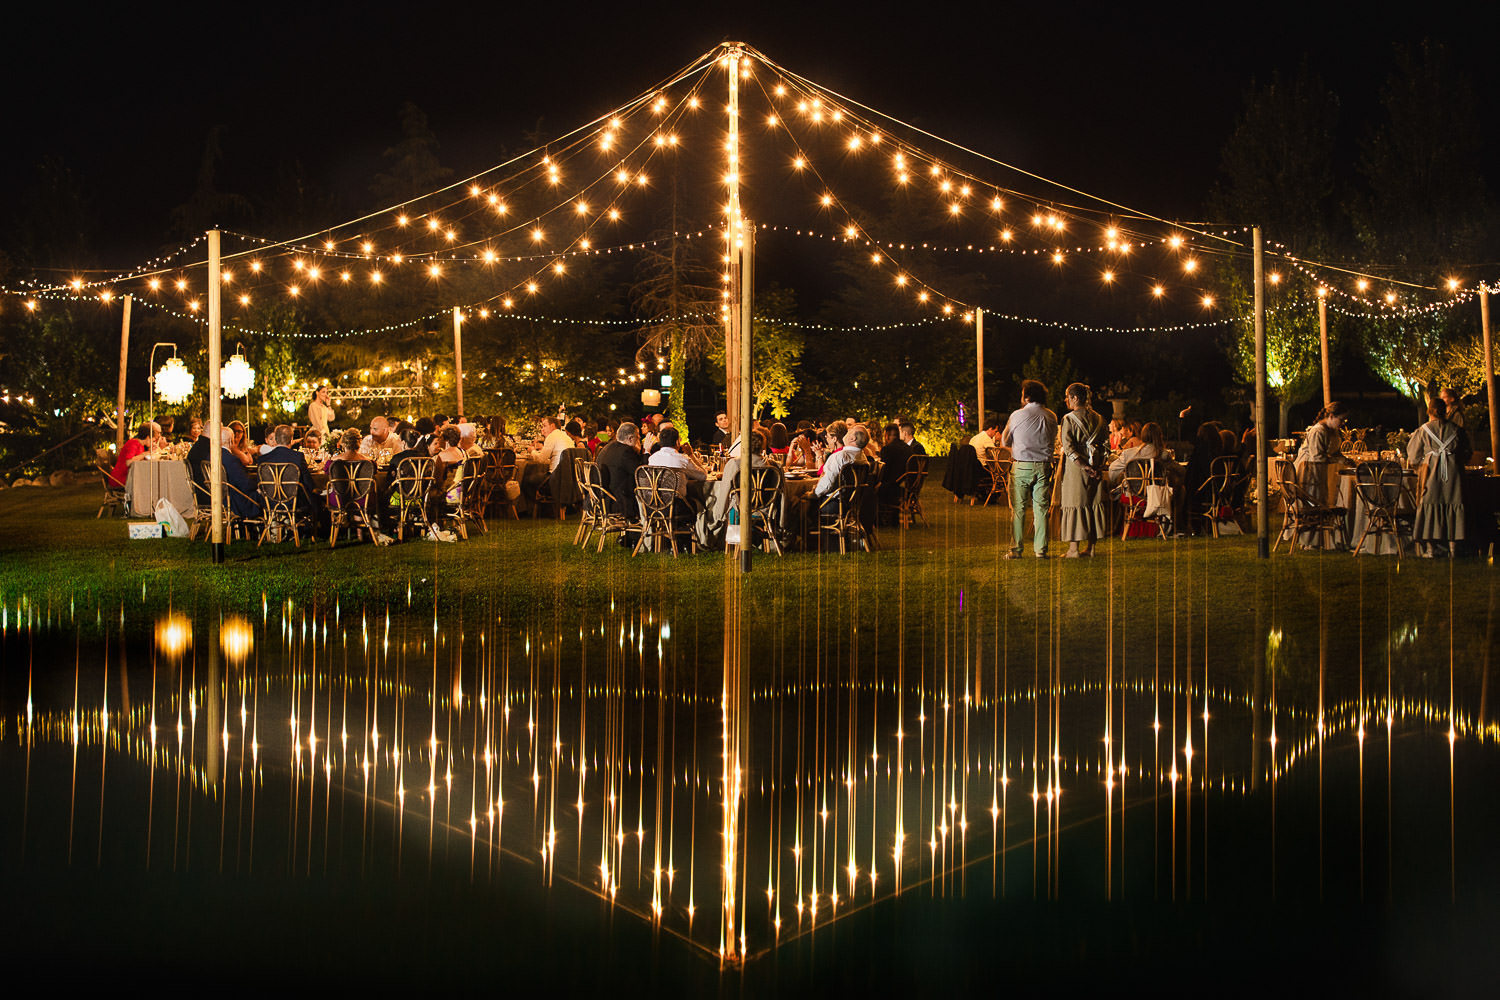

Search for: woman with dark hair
xmin=786 ymin=420 xmax=818 ymax=470
xmin=768 ymin=422 xmax=790 ymax=458
xmin=1059 ymin=383 xmax=1109 ymax=557
xmin=1185 ymin=419 xmax=1224 ymax=535
xmin=1107 ymin=421 xmax=1168 ymax=486
xmin=1407 ymin=396 xmax=1470 ymax=557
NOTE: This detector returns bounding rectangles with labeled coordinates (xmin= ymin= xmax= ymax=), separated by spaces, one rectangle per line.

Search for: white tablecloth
xmin=125 ymin=459 xmax=197 ymax=518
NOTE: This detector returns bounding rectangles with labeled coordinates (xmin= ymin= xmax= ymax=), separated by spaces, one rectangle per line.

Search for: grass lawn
xmin=0 ymin=475 xmax=1494 ymax=702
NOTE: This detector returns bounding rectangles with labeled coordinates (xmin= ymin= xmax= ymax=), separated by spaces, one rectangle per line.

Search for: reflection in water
xmin=1 ymin=562 xmax=1497 ymax=968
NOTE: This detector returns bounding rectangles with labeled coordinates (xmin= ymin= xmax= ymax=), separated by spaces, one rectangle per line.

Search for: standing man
xmin=1002 ymin=379 xmax=1058 ymax=559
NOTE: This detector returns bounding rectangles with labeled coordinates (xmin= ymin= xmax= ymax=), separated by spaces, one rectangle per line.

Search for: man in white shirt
xmin=815 ymin=425 xmax=870 ymax=497
xmin=969 ymin=416 xmax=1001 ymax=457
xmin=522 ymin=415 xmax=575 ymax=499
xmin=646 ymin=427 xmax=706 ymax=496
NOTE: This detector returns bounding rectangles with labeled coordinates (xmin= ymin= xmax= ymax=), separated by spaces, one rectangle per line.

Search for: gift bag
xmin=154 ymin=498 xmax=190 ymax=538
xmin=1143 ymin=484 xmax=1173 ymax=519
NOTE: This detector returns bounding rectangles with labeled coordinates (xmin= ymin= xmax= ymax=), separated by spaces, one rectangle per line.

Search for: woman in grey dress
xmin=1406 ymin=396 xmax=1469 ymax=557
xmin=1059 ymin=383 xmax=1109 ymax=557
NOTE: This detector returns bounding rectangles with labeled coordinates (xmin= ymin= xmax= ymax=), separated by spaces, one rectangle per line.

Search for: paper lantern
xmin=640 ymin=388 xmax=662 ymax=408
xmin=155 ymin=356 xmax=195 ymax=405
xmin=221 ymin=353 xmax=256 ymax=399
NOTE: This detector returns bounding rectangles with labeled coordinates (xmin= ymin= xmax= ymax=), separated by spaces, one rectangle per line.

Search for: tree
xmin=707 ymin=286 xmax=805 ymax=421
xmin=1011 ymin=344 xmax=1081 ymax=405
xmin=370 ymin=103 xmax=454 ymax=207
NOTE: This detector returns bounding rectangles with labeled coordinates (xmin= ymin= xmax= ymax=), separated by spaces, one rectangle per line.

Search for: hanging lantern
xmin=155 ymin=356 xmax=195 ymax=405
xmin=221 ymin=352 xmax=256 ymax=399
xmin=640 ymin=388 xmax=661 ymax=408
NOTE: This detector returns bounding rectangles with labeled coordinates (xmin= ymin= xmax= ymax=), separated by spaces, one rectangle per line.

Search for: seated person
xmin=815 ymin=425 xmax=870 ymax=497
xmin=596 ymin=422 xmax=645 ymax=537
xmin=258 ymin=423 xmax=324 ymax=525
xmin=786 ymin=421 xmax=819 ymax=470
xmin=522 ymin=415 xmax=574 ymax=499
xmin=360 ymin=415 xmax=400 ymax=464
xmin=110 ymin=422 xmax=156 ymax=486
xmin=698 ymin=429 xmax=769 ymax=548
xmin=186 ymin=427 xmax=259 ymax=519
xmin=424 ymin=426 xmax=467 ymax=534
xmin=458 ymin=423 xmax=484 ymax=459
xmin=1107 ymin=421 xmax=1173 ymax=487
xmin=227 ymin=420 xmax=256 ymax=467
xmin=876 ymin=422 xmax=914 ymax=506
xmin=646 ymin=426 xmax=707 ymax=520
xmin=324 ymin=428 xmax=372 ymax=515
xmin=898 ymin=419 xmax=926 ymax=456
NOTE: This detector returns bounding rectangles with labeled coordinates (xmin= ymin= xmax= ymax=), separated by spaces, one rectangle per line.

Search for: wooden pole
xmin=736 ymin=222 xmax=754 ymax=573
xmin=1482 ymin=286 xmax=1498 ymax=471
xmin=452 ymin=306 xmax=464 ymax=420
xmin=1254 ymin=227 xmax=1269 ymax=558
xmin=976 ymin=307 xmax=985 ymax=429
xmin=1318 ymin=295 xmax=1331 ymax=409
xmin=724 ymin=46 xmax=743 ymax=444
xmin=116 ymin=294 xmax=132 ymax=458
xmin=207 ymin=230 xmax=224 ymax=563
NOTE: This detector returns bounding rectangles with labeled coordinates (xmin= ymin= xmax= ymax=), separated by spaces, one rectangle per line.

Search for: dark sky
xmin=4 ymin=2 xmax=1493 ymax=268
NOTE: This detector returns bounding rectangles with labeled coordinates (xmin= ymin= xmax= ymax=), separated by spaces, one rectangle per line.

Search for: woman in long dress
xmin=1406 ymin=396 xmax=1469 ymax=557
xmin=1059 ymin=383 xmax=1109 ymax=557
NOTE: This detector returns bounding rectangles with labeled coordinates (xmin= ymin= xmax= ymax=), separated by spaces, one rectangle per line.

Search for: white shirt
xmin=361 ymin=433 xmax=398 ymax=462
xmin=969 ymin=430 xmax=995 ymax=455
xmin=534 ymin=428 xmax=575 ymax=472
xmin=815 ymin=446 xmax=867 ymax=496
xmin=647 ymin=447 xmax=706 ymax=496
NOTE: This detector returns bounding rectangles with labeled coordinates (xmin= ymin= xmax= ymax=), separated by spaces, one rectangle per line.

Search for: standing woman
xmin=1059 ymin=383 xmax=1109 ymax=557
xmin=1406 ymin=396 xmax=1469 ymax=557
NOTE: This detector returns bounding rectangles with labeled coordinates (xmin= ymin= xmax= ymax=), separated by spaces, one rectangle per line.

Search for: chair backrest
xmin=392 ymin=456 xmax=434 ymax=501
xmin=328 ymin=459 xmax=376 ymax=505
xmin=458 ymin=456 xmax=486 ymax=501
xmin=748 ymin=465 xmax=784 ymax=516
xmin=897 ymin=454 xmax=930 ymax=499
xmin=633 ymin=465 xmax=682 ymax=520
xmin=1354 ymin=459 xmax=1404 ymax=508
xmin=257 ymin=462 xmax=300 ymax=506
xmin=1204 ymin=454 xmax=1239 ymax=498
xmin=821 ymin=460 xmax=869 ymax=513
xmin=1275 ymin=459 xmax=1311 ymax=507
xmin=192 ymin=460 xmax=213 ymax=505
xmin=1122 ymin=458 xmax=1152 ymax=499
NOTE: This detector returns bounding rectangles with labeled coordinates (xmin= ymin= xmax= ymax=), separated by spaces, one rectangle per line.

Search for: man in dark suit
xmin=258 ymin=423 xmax=323 ymax=526
xmin=595 ymin=421 xmax=645 ymax=542
xmin=188 ymin=427 xmax=260 ymax=518
xmin=877 ymin=422 xmax=914 ymax=507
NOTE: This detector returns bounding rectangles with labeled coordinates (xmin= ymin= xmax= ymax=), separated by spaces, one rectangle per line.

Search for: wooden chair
xmin=256 ymin=462 xmax=305 ymax=547
xmin=818 ymin=462 xmax=875 ymax=553
xmin=96 ymin=463 xmax=129 ymax=519
xmin=193 ymin=459 xmax=260 ymax=543
xmin=572 ymin=458 xmax=598 ymax=546
xmin=883 ymin=454 xmax=930 ymax=528
xmin=577 ymin=462 xmax=629 ymax=552
xmin=1272 ymin=460 xmax=1347 ymax=553
xmin=326 ymin=459 xmax=378 ymax=548
xmin=445 ymin=455 xmax=489 ymax=538
xmin=488 ymin=448 xmax=520 ymax=521
xmin=1120 ymin=458 xmax=1175 ymax=540
xmin=1194 ymin=455 xmax=1245 ymax=538
xmin=631 ymin=466 xmax=695 ymax=556
xmin=390 ymin=456 xmax=435 ymax=541
xmin=977 ymin=447 xmax=1009 ymax=508
xmin=1351 ymin=460 xmax=1410 ymax=560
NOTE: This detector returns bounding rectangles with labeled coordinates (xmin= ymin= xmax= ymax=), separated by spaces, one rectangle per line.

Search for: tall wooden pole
xmin=724 ymin=46 xmax=743 ymax=443
xmin=1254 ymin=227 xmax=1269 ymax=558
xmin=452 ymin=306 xmax=465 ymax=420
xmin=736 ymin=222 xmax=754 ymax=573
xmin=975 ymin=307 xmax=985 ymax=428
xmin=1318 ymin=295 xmax=1331 ymax=409
xmin=116 ymin=294 xmax=132 ymax=457
xmin=1482 ymin=286 xmax=1498 ymax=470
xmin=207 ymin=230 xmax=225 ymax=563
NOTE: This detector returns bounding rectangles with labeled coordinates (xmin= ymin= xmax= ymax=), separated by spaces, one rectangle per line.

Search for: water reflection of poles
xmin=721 ymin=561 xmax=749 ymax=965
xmin=1251 ymin=572 xmax=1264 ymax=791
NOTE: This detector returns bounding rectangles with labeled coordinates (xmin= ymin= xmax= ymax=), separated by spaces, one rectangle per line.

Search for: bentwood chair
xmin=489 ymin=448 xmax=520 ymax=521
xmin=572 ymin=459 xmax=598 ymax=546
xmin=882 ymin=454 xmax=930 ymax=529
xmin=97 ymin=463 xmax=130 ymax=519
xmin=256 ymin=462 xmax=305 ymax=547
xmin=1120 ymin=458 xmax=1175 ymax=540
xmin=1272 ymin=460 xmax=1347 ymax=553
xmin=632 ymin=466 xmax=695 ymax=556
xmin=326 ymin=459 xmax=377 ymax=548
xmin=1194 ymin=455 xmax=1245 ymax=538
xmin=1351 ymin=460 xmax=1410 ymax=560
xmin=447 ymin=455 xmax=489 ymax=538
xmin=193 ymin=459 xmax=260 ymax=543
xmin=577 ymin=462 xmax=629 ymax=552
xmin=818 ymin=462 xmax=875 ymax=553
xmin=391 ymin=456 xmax=435 ymax=541
xmin=977 ymin=447 xmax=1009 ymax=508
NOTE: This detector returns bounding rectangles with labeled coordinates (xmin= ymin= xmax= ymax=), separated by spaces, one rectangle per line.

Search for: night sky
xmin=5 ymin=2 xmax=1493 ymax=272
